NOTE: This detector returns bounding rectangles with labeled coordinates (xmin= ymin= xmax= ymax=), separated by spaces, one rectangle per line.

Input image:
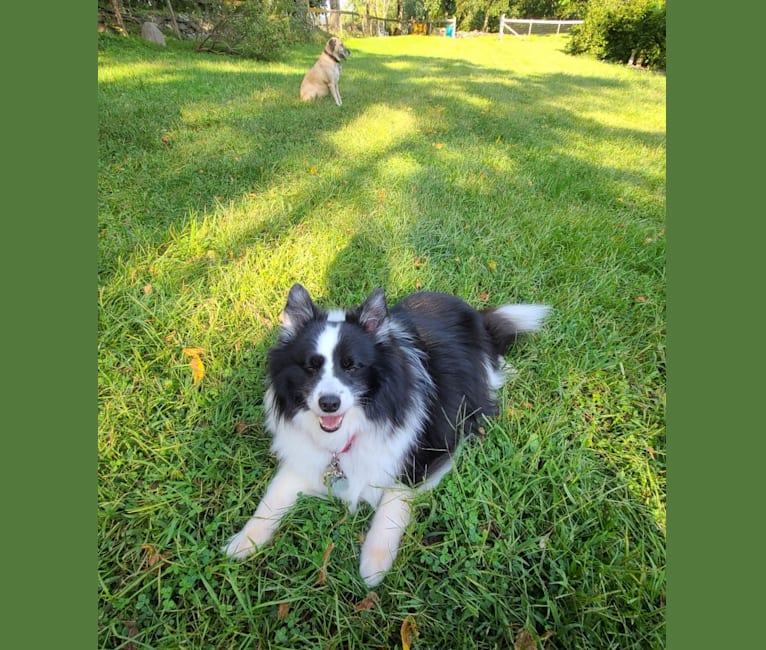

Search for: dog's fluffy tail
xmin=482 ymin=303 xmax=550 ymax=357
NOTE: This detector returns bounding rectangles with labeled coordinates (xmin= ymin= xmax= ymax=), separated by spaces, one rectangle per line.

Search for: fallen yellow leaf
xmin=182 ymin=348 xmax=206 ymax=383
xmin=401 ymin=615 xmax=418 ymax=650
xmin=189 ymin=355 xmax=205 ymax=383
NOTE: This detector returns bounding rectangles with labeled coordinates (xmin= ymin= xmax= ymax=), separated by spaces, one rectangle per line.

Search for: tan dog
xmin=300 ymin=37 xmax=350 ymax=106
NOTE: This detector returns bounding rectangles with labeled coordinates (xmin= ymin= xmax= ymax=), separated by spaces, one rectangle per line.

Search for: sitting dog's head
xmin=325 ymin=37 xmax=350 ymax=62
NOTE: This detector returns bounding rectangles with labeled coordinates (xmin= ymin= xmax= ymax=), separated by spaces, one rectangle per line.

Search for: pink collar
xmin=338 ymin=435 xmax=356 ymax=454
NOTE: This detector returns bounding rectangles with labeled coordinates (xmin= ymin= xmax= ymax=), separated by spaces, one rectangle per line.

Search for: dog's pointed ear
xmin=358 ymin=288 xmax=388 ymax=334
xmin=279 ymin=283 xmax=319 ymax=337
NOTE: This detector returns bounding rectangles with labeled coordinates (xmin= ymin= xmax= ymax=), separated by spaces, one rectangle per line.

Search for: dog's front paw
xmin=359 ymin=541 xmax=396 ymax=587
xmin=223 ymin=520 xmax=272 ymax=560
xmin=223 ymin=530 xmax=258 ymax=560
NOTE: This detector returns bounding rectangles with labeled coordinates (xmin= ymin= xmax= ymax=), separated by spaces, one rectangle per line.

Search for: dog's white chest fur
xmin=266 ymin=388 xmax=415 ymax=512
xmin=328 ymin=428 xmax=415 ymax=511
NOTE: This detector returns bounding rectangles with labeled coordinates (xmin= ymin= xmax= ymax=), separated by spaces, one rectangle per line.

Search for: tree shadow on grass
xmin=98 ymin=40 xmax=663 ymax=284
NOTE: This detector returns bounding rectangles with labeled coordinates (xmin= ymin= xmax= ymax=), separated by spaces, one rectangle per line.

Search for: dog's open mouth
xmin=319 ymin=415 xmax=344 ymax=433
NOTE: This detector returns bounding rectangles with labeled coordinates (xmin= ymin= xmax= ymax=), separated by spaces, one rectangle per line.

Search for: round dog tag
xmin=330 ymin=476 xmax=349 ymax=497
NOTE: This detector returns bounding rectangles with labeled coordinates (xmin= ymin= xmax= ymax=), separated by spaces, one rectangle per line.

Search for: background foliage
xmin=196 ymin=0 xmax=315 ymax=60
xmin=566 ymin=0 xmax=666 ymax=69
xmin=101 ymin=0 xmax=665 ymax=69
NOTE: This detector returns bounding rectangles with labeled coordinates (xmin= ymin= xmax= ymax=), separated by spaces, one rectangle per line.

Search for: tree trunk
xmin=110 ymin=0 xmax=126 ymax=35
xmin=329 ymin=0 xmax=341 ymax=34
xmin=482 ymin=0 xmax=496 ymax=33
xmin=166 ymin=0 xmax=182 ymax=39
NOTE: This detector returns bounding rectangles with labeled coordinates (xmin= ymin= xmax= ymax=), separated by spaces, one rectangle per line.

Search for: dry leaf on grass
xmin=353 ymin=592 xmax=379 ymax=612
xmin=514 ymin=629 xmax=537 ymax=650
xmin=314 ymin=541 xmax=334 ymax=586
xmin=141 ymin=545 xmax=165 ymax=569
xmin=182 ymin=347 xmax=205 ymax=383
xmin=540 ymin=631 xmax=555 ymax=645
xmin=401 ymin=615 xmax=419 ymax=650
xmin=122 ymin=620 xmax=139 ymax=650
xmin=188 ymin=356 xmax=205 ymax=383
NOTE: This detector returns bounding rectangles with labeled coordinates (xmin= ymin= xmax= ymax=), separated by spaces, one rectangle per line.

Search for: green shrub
xmin=567 ymin=0 xmax=665 ymax=70
xmin=196 ymin=0 xmax=314 ymax=60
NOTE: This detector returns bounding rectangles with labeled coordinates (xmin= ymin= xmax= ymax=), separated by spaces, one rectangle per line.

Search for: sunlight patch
xmin=98 ymin=62 xmax=177 ymax=84
xmin=382 ymin=60 xmax=417 ymax=72
xmin=329 ymin=105 xmax=415 ymax=156
xmin=375 ymin=154 xmax=421 ymax=183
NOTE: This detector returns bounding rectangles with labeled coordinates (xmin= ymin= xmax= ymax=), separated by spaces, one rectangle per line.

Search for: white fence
xmin=307 ymin=9 xmax=456 ymax=37
xmin=499 ymin=15 xmax=583 ymax=40
xmin=307 ymin=8 xmax=399 ymax=36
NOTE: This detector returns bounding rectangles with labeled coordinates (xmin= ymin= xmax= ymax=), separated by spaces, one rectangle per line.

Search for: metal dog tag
xmin=323 ymin=454 xmax=346 ymax=488
xmin=330 ymin=476 xmax=348 ymax=496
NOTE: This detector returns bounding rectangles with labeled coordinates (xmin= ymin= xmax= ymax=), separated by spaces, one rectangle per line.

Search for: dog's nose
xmin=318 ymin=394 xmax=341 ymax=413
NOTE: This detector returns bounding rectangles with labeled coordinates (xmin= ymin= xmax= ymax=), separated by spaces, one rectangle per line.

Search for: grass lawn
xmin=98 ymin=29 xmax=665 ymax=649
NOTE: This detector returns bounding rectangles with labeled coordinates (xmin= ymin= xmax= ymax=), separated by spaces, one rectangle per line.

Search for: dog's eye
xmin=305 ymin=355 xmax=324 ymax=374
xmin=340 ymin=356 xmax=359 ymax=372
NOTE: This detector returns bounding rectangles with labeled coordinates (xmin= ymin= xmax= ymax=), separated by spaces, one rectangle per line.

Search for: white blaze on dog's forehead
xmin=328 ymin=309 xmax=345 ymax=323
xmin=311 ymin=323 xmax=353 ymax=419
xmin=315 ymin=323 xmax=341 ymax=368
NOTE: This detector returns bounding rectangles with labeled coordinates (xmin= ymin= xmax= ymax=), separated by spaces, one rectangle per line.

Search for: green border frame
xmin=15 ymin=0 xmax=753 ymax=647
xmin=6 ymin=2 xmax=93 ymax=646
xmin=667 ymin=1 xmax=763 ymax=648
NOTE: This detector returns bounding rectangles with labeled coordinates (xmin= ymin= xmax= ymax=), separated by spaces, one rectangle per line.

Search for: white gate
xmin=499 ymin=15 xmax=583 ymax=40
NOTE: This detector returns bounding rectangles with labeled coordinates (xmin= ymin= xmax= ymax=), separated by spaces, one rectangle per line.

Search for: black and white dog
xmin=225 ymin=284 xmax=549 ymax=587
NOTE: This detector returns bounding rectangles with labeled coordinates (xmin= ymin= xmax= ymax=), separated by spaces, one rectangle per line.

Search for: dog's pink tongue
xmin=320 ymin=415 xmax=343 ymax=431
